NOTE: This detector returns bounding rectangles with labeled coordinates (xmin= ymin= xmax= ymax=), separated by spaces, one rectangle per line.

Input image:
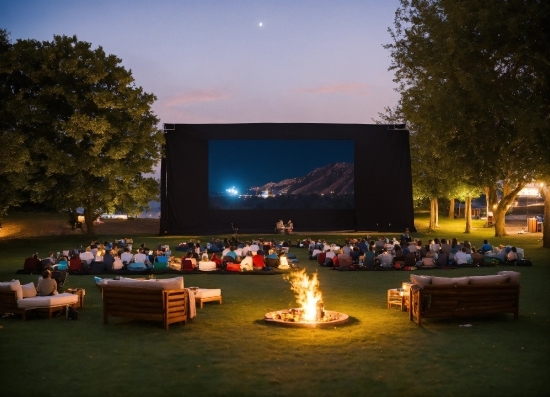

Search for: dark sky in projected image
xmin=208 ymin=140 xmax=353 ymax=194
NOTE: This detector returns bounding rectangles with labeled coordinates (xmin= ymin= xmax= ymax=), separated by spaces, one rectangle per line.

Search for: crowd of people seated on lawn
xmin=19 ymin=232 xmax=525 ymax=275
xmin=20 ymin=238 xmax=173 ymax=274
xmin=306 ymin=233 xmax=524 ymax=270
xmin=174 ymin=236 xmax=298 ymax=272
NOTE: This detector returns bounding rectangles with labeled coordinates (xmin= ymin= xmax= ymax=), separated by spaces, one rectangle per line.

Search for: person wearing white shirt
xmin=79 ymin=248 xmax=94 ymax=265
xmin=134 ymin=250 xmax=150 ymax=265
xmin=377 ymin=249 xmax=394 ymax=268
xmin=120 ymin=248 xmax=133 ymax=264
xmin=249 ymin=243 xmax=260 ymax=253
xmin=239 ymin=254 xmax=254 ymax=271
xmin=325 ymin=249 xmax=336 ymax=265
xmin=454 ymin=248 xmax=469 ymax=265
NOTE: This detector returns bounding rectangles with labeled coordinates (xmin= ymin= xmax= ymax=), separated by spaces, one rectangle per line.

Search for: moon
xmin=259 ymin=22 xmax=263 ymax=27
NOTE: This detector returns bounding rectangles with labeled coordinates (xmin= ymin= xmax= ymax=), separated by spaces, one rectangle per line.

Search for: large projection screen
xmin=160 ymin=123 xmax=415 ymax=234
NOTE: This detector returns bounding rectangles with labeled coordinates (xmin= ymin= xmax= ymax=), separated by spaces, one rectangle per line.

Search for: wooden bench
xmin=409 ymin=283 xmax=520 ymax=326
xmin=101 ymin=285 xmax=188 ymax=330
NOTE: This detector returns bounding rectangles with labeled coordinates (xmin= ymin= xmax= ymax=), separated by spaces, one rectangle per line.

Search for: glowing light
xmin=226 ymin=187 xmax=238 ymax=196
xmin=259 ymin=22 xmax=263 ymax=27
xmin=284 ymin=269 xmax=323 ymax=322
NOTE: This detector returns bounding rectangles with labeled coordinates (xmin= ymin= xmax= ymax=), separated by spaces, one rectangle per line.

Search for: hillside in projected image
xmin=208 ymin=140 xmax=354 ymax=210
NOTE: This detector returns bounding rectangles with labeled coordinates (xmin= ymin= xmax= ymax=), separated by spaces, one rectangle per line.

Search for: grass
xmin=1 ymin=214 xmax=549 ymax=396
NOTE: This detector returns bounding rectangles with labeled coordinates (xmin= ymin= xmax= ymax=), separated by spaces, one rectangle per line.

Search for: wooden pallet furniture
xmin=0 ymin=290 xmax=31 ymax=320
xmin=0 ymin=289 xmax=79 ymax=320
xmin=409 ymin=283 xmax=520 ymax=326
xmin=101 ymin=285 xmax=188 ymax=330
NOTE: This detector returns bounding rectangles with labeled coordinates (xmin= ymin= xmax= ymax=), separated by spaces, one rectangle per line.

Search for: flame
xmin=285 ymin=269 xmax=323 ymax=322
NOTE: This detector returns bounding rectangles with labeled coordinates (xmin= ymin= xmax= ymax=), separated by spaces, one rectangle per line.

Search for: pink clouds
xmin=294 ymin=83 xmax=370 ymax=95
xmin=165 ymin=89 xmax=230 ymax=106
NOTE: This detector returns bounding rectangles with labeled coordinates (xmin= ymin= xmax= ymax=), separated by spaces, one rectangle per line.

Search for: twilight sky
xmin=1 ymin=0 xmax=402 ymax=178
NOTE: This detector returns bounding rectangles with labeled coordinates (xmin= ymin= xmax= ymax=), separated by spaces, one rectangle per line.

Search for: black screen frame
xmin=160 ymin=123 xmax=415 ymax=234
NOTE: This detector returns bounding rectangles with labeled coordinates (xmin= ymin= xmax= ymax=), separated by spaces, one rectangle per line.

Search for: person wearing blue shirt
xmin=480 ymin=240 xmax=492 ymax=253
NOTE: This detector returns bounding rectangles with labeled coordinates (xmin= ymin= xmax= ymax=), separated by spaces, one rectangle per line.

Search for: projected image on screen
xmin=208 ymin=140 xmax=354 ymax=209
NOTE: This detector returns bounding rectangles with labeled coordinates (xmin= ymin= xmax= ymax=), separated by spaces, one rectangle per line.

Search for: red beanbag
xmin=226 ymin=263 xmax=241 ymax=272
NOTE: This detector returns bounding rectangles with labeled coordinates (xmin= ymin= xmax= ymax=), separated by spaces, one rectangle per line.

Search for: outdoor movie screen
xmin=208 ymin=140 xmax=354 ymax=210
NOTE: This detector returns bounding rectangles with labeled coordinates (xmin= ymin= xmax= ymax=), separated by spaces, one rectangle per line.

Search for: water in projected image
xmin=208 ymin=140 xmax=354 ymax=210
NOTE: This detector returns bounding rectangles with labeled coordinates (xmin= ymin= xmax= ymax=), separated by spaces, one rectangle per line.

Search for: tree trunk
xmin=435 ymin=198 xmax=439 ymax=227
xmin=429 ymin=197 xmax=437 ymax=231
xmin=83 ymin=207 xmax=96 ymax=235
xmin=493 ymin=206 xmax=507 ymax=236
xmin=448 ymin=198 xmax=455 ymax=219
xmin=485 ymin=186 xmax=497 ymax=227
xmin=493 ymin=181 xmax=525 ymax=237
xmin=464 ymin=196 xmax=472 ymax=233
xmin=542 ymin=185 xmax=550 ymax=248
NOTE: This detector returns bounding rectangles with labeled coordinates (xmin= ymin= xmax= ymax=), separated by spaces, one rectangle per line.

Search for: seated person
xmin=480 ymin=239 xmax=493 ymax=254
xmin=374 ymin=238 xmax=386 ymax=253
xmin=234 ymin=253 xmax=251 ymax=271
xmin=506 ymin=246 xmax=519 ymax=264
xmin=325 ymin=249 xmax=336 ymax=265
xmin=196 ymin=254 xmax=215 ymax=271
xmin=225 ymin=246 xmax=240 ymax=263
xmin=68 ymin=254 xmax=83 ymax=272
xmin=350 ymin=246 xmax=362 ymax=264
xmin=41 ymin=252 xmax=56 ymax=270
xmin=440 ymin=239 xmax=452 ymax=256
xmin=311 ymin=248 xmax=322 ymax=259
xmin=362 ymin=247 xmax=376 ymax=267
xmin=103 ymin=249 xmax=115 ymax=270
xmin=79 ymin=247 xmax=95 ymax=266
xmin=470 ymin=247 xmax=484 ymax=265
xmin=24 ymin=253 xmax=42 ymax=273
xmin=120 ymin=248 xmax=134 ymax=264
xmin=134 ymin=249 xmax=151 ymax=266
xmin=37 ymin=270 xmax=58 ymax=296
xmin=485 ymin=246 xmax=507 ymax=263
xmin=454 ymin=247 xmax=469 ymax=266
xmin=336 ymin=250 xmax=353 ymax=268
xmin=377 ymin=248 xmax=394 ymax=268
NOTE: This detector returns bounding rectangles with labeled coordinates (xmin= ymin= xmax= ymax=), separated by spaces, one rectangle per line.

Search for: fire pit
xmin=264 ymin=269 xmax=349 ymax=328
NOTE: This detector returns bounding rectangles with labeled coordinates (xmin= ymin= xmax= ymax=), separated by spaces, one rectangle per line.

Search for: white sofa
xmin=0 ymin=280 xmax=79 ymax=320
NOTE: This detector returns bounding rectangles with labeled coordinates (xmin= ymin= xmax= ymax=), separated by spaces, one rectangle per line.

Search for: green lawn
xmin=1 ymin=215 xmax=549 ymax=396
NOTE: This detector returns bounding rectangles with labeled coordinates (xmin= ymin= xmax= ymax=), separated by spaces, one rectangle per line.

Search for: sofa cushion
xmin=497 ymin=271 xmax=521 ymax=284
xmin=195 ymin=288 xmax=221 ymax=299
xmin=469 ymin=275 xmax=508 ymax=285
xmin=100 ymin=277 xmax=184 ymax=290
xmin=410 ymin=274 xmax=432 ymax=286
xmin=0 ymin=280 xmax=23 ymax=300
xmin=431 ymin=276 xmax=469 ymax=286
xmin=17 ymin=293 xmax=78 ymax=309
xmin=21 ymin=282 xmax=37 ymax=298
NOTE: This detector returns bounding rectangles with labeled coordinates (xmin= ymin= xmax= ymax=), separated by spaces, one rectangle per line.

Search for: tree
xmin=0 ymin=29 xmax=32 ymax=222
xmin=2 ymin=34 xmax=163 ymax=234
xmin=385 ymin=0 xmax=550 ymax=237
xmin=454 ymin=183 xmax=483 ymax=233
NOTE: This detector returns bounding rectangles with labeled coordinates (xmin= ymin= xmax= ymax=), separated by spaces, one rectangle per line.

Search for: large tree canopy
xmin=385 ymin=0 xmax=550 ymax=237
xmin=1 ymin=32 xmax=163 ymax=233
